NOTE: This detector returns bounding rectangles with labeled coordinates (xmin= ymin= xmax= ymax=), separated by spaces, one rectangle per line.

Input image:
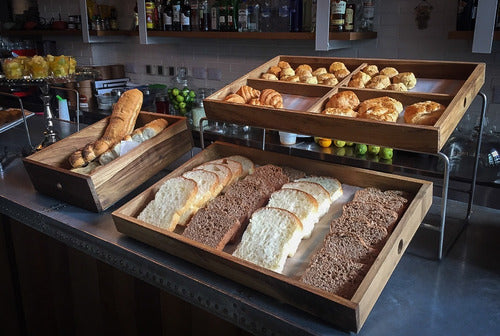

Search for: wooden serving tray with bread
xmin=112 ymin=141 xmax=432 ymax=332
xmin=23 ymin=92 xmax=193 ymax=212
xmin=203 ymin=55 xmax=485 ymax=153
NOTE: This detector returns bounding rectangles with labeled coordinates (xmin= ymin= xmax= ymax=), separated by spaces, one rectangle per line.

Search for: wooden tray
xmin=204 ymin=55 xmax=485 ymax=153
xmin=112 ymin=141 xmax=433 ymax=332
xmin=23 ymin=112 xmax=193 ymax=212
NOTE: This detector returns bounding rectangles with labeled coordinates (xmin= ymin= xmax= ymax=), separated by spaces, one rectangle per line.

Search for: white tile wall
xmin=35 ymin=0 xmax=500 ymax=133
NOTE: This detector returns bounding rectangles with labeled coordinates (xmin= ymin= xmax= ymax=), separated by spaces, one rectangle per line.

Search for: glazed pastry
xmin=260 ymin=89 xmax=284 ymax=108
xmin=362 ymin=64 xmax=379 ymax=77
xmin=404 ymin=101 xmax=446 ymax=125
xmin=366 ymin=75 xmax=391 ymax=89
xmin=235 ymin=85 xmax=261 ymax=103
xmin=379 ymin=67 xmax=399 ymax=78
xmin=325 ymin=90 xmax=360 ymax=110
xmin=248 ymin=98 xmax=261 ymax=106
xmin=393 ymin=72 xmax=417 ymax=89
xmin=224 ymin=93 xmax=246 ymax=104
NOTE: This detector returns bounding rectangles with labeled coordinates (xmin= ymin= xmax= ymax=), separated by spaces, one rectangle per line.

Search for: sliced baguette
xmin=233 ymin=207 xmax=303 ymax=273
xmin=296 ymin=176 xmax=343 ymax=202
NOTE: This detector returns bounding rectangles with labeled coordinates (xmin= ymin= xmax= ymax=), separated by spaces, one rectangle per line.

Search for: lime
xmin=345 ymin=142 xmax=354 ymax=146
xmin=333 ymin=140 xmax=346 ymax=148
xmin=172 ymin=88 xmax=180 ymax=96
xmin=182 ymin=88 xmax=190 ymax=96
xmin=176 ymin=95 xmax=184 ymax=102
xmin=344 ymin=146 xmax=354 ymax=157
xmin=355 ymin=143 xmax=368 ymax=155
xmin=189 ymin=90 xmax=196 ymax=98
xmin=368 ymin=145 xmax=380 ymax=155
xmin=179 ymin=102 xmax=186 ymax=109
xmin=167 ymin=88 xmax=173 ymax=94
xmin=380 ymin=147 xmax=393 ymax=160
xmin=180 ymin=107 xmax=187 ymax=115
xmin=336 ymin=147 xmax=346 ymax=156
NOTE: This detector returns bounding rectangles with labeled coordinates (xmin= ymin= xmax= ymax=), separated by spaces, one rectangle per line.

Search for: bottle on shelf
xmin=219 ymin=0 xmax=227 ymax=30
xmin=146 ymin=1 xmax=156 ymax=30
xmin=211 ymin=0 xmax=220 ymax=31
xmin=199 ymin=0 xmax=210 ymax=30
xmin=247 ymin=0 xmax=260 ymax=32
xmin=345 ymin=1 xmax=355 ymax=32
xmin=172 ymin=0 xmax=182 ymax=30
xmin=259 ymin=0 xmax=272 ymax=32
xmin=330 ymin=0 xmax=347 ymax=32
xmin=302 ymin=0 xmax=312 ymax=32
xmin=191 ymin=0 xmax=199 ymax=30
xmin=155 ymin=0 xmax=163 ymax=29
xmin=163 ymin=0 xmax=173 ymax=30
xmin=289 ymin=0 xmax=303 ymax=32
xmin=238 ymin=0 xmax=249 ymax=32
xmin=276 ymin=0 xmax=290 ymax=32
xmin=226 ymin=0 xmax=237 ymax=31
xmin=360 ymin=0 xmax=374 ymax=31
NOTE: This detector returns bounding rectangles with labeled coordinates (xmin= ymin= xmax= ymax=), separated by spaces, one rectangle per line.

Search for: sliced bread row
xmin=137 ymin=155 xmax=254 ymax=232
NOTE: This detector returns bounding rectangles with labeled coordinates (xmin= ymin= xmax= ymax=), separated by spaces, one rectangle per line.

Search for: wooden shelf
xmin=88 ymin=30 xmax=138 ymax=37
xmin=448 ymin=30 xmax=500 ymax=40
xmin=147 ymin=30 xmax=377 ymax=41
xmin=0 ymin=29 xmax=82 ymax=36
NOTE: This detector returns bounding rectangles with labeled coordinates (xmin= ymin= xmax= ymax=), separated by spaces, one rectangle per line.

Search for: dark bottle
xmin=163 ymin=0 xmax=173 ymax=30
xmin=345 ymin=2 xmax=354 ymax=32
xmin=456 ymin=0 xmax=474 ymax=31
xmin=211 ymin=0 xmax=220 ymax=31
xmin=219 ymin=0 xmax=227 ymax=31
xmin=181 ymin=0 xmax=192 ymax=30
xmin=154 ymin=0 xmax=163 ymax=29
xmin=226 ymin=0 xmax=236 ymax=31
xmin=330 ymin=0 xmax=346 ymax=32
xmin=172 ymin=0 xmax=182 ymax=30
xmin=289 ymin=0 xmax=303 ymax=32
xmin=191 ymin=0 xmax=199 ymax=30
xmin=199 ymin=0 xmax=210 ymax=31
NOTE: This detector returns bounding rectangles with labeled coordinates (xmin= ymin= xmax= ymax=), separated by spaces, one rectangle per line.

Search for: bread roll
xmin=386 ymin=83 xmax=408 ymax=91
xmin=224 ymin=93 xmax=246 ymax=104
xmin=296 ymin=64 xmax=313 ymax=73
xmin=321 ymin=77 xmax=339 ymax=86
xmin=379 ymin=67 xmax=399 ymax=78
xmin=261 ymin=73 xmax=278 ymax=80
xmin=357 ymin=96 xmax=403 ymax=122
xmin=334 ymin=68 xmax=351 ymax=80
xmin=278 ymin=61 xmax=291 ymax=69
xmin=404 ymin=101 xmax=446 ymax=125
xmin=362 ymin=64 xmax=379 ymax=77
xmin=393 ymin=72 xmax=417 ymax=89
xmin=267 ymin=66 xmax=282 ymax=76
xmin=351 ymin=71 xmax=372 ymax=85
xmin=348 ymin=78 xmax=365 ymax=88
xmin=317 ymin=73 xmax=336 ymax=82
xmin=260 ymin=89 xmax=284 ymax=108
xmin=325 ymin=90 xmax=360 ymax=110
xmin=279 ymin=67 xmax=295 ymax=78
xmin=312 ymin=67 xmax=328 ymax=76
xmin=235 ymin=85 xmax=261 ymax=103
xmin=283 ymin=75 xmax=300 ymax=82
xmin=322 ymin=107 xmax=358 ymax=117
xmin=303 ymin=76 xmax=318 ymax=84
xmin=366 ymin=75 xmax=391 ymax=89
xmin=295 ymin=68 xmax=312 ymax=77
xmin=329 ymin=61 xmax=347 ymax=73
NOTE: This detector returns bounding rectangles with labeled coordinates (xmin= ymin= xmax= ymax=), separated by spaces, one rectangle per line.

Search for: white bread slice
xmin=207 ymin=158 xmax=243 ymax=184
xmin=177 ymin=169 xmax=220 ymax=226
xmin=296 ymin=176 xmax=343 ymax=202
xmin=137 ymin=177 xmax=197 ymax=231
xmin=226 ymin=155 xmax=255 ymax=176
xmin=193 ymin=163 xmax=232 ymax=194
xmin=267 ymin=188 xmax=319 ymax=245
xmin=282 ymin=181 xmax=331 ymax=219
xmin=233 ymin=207 xmax=302 ymax=273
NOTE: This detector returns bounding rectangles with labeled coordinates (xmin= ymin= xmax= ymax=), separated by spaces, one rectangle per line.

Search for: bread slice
xmin=207 ymin=158 xmax=243 ymax=184
xmin=182 ymin=208 xmax=240 ymax=250
xmin=248 ymin=164 xmax=289 ymax=192
xmin=300 ymin=252 xmax=368 ymax=299
xmin=281 ymin=166 xmax=306 ymax=181
xmin=353 ymin=187 xmax=408 ymax=215
xmin=296 ymin=176 xmax=343 ymax=202
xmin=206 ymin=194 xmax=258 ymax=231
xmin=233 ymin=207 xmax=302 ymax=273
xmin=267 ymin=188 xmax=319 ymax=243
xmin=321 ymin=232 xmax=377 ymax=264
xmin=193 ymin=163 xmax=232 ymax=194
xmin=137 ymin=177 xmax=198 ymax=231
xmin=226 ymin=155 xmax=255 ymax=176
xmin=282 ymin=181 xmax=331 ymax=219
xmin=330 ymin=215 xmax=388 ymax=249
xmin=342 ymin=201 xmax=399 ymax=232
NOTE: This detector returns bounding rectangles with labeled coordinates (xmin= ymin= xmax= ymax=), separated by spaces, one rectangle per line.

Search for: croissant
xmin=235 ymin=85 xmax=261 ymax=103
xmin=260 ymin=89 xmax=284 ymax=109
xmin=224 ymin=93 xmax=246 ymax=104
xmin=248 ymin=98 xmax=261 ymax=105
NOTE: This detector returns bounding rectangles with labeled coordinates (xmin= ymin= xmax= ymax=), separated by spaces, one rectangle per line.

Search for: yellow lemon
xmin=318 ymin=138 xmax=332 ymax=147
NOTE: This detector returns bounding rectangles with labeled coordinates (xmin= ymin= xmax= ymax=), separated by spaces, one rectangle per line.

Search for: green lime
xmin=176 ymin=95 xmax=184 ymax=102
xmin=368 ymin=145 xmax=380 ymax=155
xmin=186 ymin=96 xmax=194 ymax=103
xmin=182 ymin=88 xmax=190 ymax=96
xmin=336 ymin=147 xmax=346 ymax=156
xmin=333 ymin=140 xmax=346 ymax=148
xmin=344 ymin=147 xmax=354 ymax=157
xmin=180 ymin=107 xmax=187 ymax=115
xmin=172 ymin=88 xmax=180 ymax=96
xmin=179 ymin=102 xmax=186 ymax=109
xmin=189 ymin=90 xmax=196 ymax=98
xmin=345 ymin=142 xmax=354 ymax=146
xmin=167 ymin=88 xmax=173 ymax=94
xmin=380 ymin=147 xmax=394 ymax=160
xmin=355 ymin=143 xmax=368 ymax=155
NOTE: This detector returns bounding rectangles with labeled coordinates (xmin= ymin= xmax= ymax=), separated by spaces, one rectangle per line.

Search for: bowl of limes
xmin=168 ymin=86 xmax=197 ymax=116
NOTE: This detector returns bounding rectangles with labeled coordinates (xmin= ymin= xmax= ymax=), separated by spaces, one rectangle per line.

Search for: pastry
xmin=279 ymin=67 xmax=295 ymax=78
xmin=296 ymin=64 xmax=313 ymax=73
xmin=299 ymin=72 xmax=313 ymax=82
xmin=348 ymin=78 xmax=365 ymax=88
xmin=283 ymin=75 xmax=300 ymax=82
xmin=267 ymin=66 xmax=282 ymax=77
xmin=386 ymin=83 xmax=408 ymax=91
xmin=393 ymin=72 xmax=417 ymax=89
xmin=379 ymin=67 xmax=399 ymax=78
xmin=357 ymin=97 xmax=403 ymax=122
xmin=248 ymin=98 xmax=261 ymax=105
xmin=404 ymin=101 xmax=446 ymax=125
xmin=334 ymin=68 xmax=351 ymax=80
xmin=260 ymin=89 xmax=284 ymax=108
xmin=351 ymin=71 xmax=372 ymax=85
xmin=329 ymin=61 xmax=347 ymax=73
xmin=303 ymin=76 xmax=318 ymax=84
xmin=235 ymin=85 xmax=261 ymax=103
xmin=366 ymin=75 xmax=391 ymax=89
xmin=317 ymin=73 xmax=335 ymax=82
xmin=69 ymin=89 xmax=143 ymax=168
xmin=312 ymin=67 xmax=328 ymax=76
xmin=325 ymin=90 xmax=360 ymax=110
xmin=321 ymin=77 xmax=339 ymax=86
xmin=362 ymin=64 xmax=379 ymax=77
xmin=295 ymin=68 xmax=312 ymax=77
xmin=278 ymin=61 xmax=291 ymax=69
xmin=322 ymin=107 xmax=358 ymax=117
xmin=224 ymin=93 xmax=246 ymax=104
xmin=261 ymin=73 xmax=278 ymax=80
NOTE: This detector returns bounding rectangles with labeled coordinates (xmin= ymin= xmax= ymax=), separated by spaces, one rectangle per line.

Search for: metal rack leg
xmin=437 ymin=152 xmax=450 ymax=260
xmin=50 ymin=86 xmax=81 ymax=131
xmin=466 ymin=91 xmax=487 ymax=220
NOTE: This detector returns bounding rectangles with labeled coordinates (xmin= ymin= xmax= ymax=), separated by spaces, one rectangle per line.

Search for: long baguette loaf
xmin=69 ymin=89 xmax=143 ymax=168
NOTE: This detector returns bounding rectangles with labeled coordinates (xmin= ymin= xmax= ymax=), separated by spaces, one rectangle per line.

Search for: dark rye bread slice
xmin=352 ymin=187 xmax=409 ymax=215
xmin=321 ymin=232 xmax=377 ymax=264
xmin=246 ymin=164 xmax=290 ymax=192
xmin=182 ymin=207 xmax=240 ymax=250
xmin=330 ymin=215 xmax=389 ymax=250
xmin=300 ymin=252 xmax=369 ymax=299
xmin=342 ymin=201 xmax=399 ymax=233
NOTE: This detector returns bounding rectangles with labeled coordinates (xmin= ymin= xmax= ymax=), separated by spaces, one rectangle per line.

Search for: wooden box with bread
xmin=112 ymin=141 xmax=433 ymax=332
xmin=23 ymin=89 xmax=193 ymax=212
xmin=204 ymin=55 xmax=485 ymax=153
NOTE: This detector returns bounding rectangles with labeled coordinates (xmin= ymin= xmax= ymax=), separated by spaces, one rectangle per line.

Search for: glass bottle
xmin=191 ymin=0 xmax=199 ymax=30
xmin=360 ymin=0 xmax=374 ymax=31
xmin=260 ymin=0 xmax=272 ymax=32
xmin=211 ymin=0 xmax=220 ymax=30
xmin=289 ymin=0 xmax=302 ymax=32
xmin=198 ymin=0 xmax=209 ymax=30
xmin=330 ymin=0 xmax=347 ymax=32
xmin=345 ymin=2 xmax=355 ymax=32
xmin=238 ymin=0 xmax=249 ymax=32
xmin=155 ymin=0 xmax=163 ymax=29
xmin=172 ymin=0 xmax=182 ymax=30
xmin=247 ymin=0 xmax=260 ymax=32
xmin=219 ymin=0 xmax=227 ymax=31
xmin=227 ymin=0 xmax=236 ymax=31
xmin=302 ymin=0 xmax=312 ymax=32
xmin=163 ymin=0 xmax=173 ymax=30
xmin=192 ymin=89 xmax=208 ymax=130
xmin=276 ymin=0 xmax=290 ymax=32
xmin=145 ymin=1 xmax=156 ymax=30
xmin=311 ymin=0 xmax=316 ymax=32
xmin=181 ymin=0 xmax=192 ymax=30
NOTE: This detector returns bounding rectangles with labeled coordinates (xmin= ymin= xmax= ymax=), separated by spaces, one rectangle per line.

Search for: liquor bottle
xmin=238 ymin=0 xmax=249 ymax=32
xmin=247 ymin=0 xmax=260 ymax=32
xmin=260 ymin=0 xmax=272 ymax=32
xmin=172 ymin=0 xmax=182 ymax=30
xmin=145 ymin=1 xmax=156 ymax=30
xmin=289 ymin=0 xmax=302 ymax=32
xmin=163 ymin=0 xmax=173 ymax=30
xmin=181 ymin=0 xmax=192 ymax=30
xmin=330 ymin=0 xmax=346 ymax=32
xmin=302 ymin=0 xmax=312 ymax=32
xmin=191 ymin=0 xmax=199 ymax=30
xmin=211 ymin=0 xmax=220 ymax=30
xmin=199 ymin=0 xmax=210 ymax=30
xmin=345 ymin=2 xmax=354 ymax=32
xmin=219 ymin=0 xmax=227 ymax=30
xmin=227 ymin=0 xmax=236 ymax=31
xmin=155 ymin=0 xmax=163 ymax=29
xmin=311 ymin=0 xmax=316 ymax=32
xmin=360 ymin=0 xmax=374 ymax=31
xmin=276 ymin=0 xmax=290 ymax=32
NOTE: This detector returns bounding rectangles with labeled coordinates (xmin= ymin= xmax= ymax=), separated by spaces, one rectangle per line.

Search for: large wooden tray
xmin=23 ymin=112 xmax=193 ymax=212
xmin=203 ymin=55 xmax=485 ymax=153
xmin=112 ymin=141 xmax=433 ymax=332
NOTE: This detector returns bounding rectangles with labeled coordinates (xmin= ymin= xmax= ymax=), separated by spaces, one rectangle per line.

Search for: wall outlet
xmin=146 ymin=64 xmax=152 ymax=75
xmin=192 ymin=67 xmax=207 ymax=79
xmin=168 ymin=66 xmax=175 ymax=76
xmin=157 ymin=65 xmax=164 ymax=76
xmin=207 ymin=68 xmax=222 ymax=81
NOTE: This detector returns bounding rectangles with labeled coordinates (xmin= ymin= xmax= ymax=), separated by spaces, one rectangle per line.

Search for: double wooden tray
xmin=203 ymin=55 xmax=485 ymax=153
xmin=112 ymin=142 xmax=433 ymax=332
xmin=23 ymin=112 xmax=193 ymax=212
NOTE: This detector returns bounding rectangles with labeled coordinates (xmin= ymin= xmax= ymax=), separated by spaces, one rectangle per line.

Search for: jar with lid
xmin=330 ymin=0 xmax=347 ymax=32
